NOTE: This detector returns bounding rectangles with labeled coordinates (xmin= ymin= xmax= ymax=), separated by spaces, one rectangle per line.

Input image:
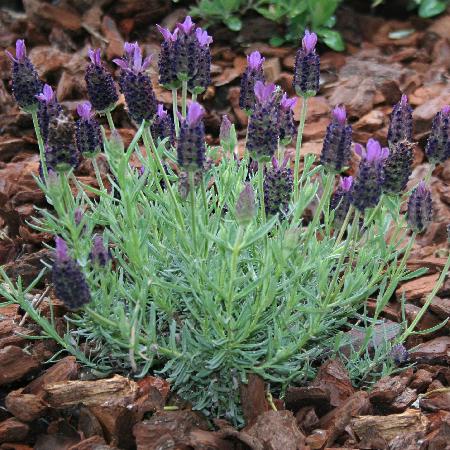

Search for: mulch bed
xmin=1 ymin=1 xmax=450 ymax=448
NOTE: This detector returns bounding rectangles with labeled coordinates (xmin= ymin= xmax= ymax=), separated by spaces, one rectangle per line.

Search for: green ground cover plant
xmin=1 ymin=22 xmax=450 ymax=425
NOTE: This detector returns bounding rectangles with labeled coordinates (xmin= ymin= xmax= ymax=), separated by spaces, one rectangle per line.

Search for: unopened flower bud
xmin=239 ymin=51 xmax=265 ymax=113
xmin=235 ymin=183 xmax=256 ymax=226
xmin=387 ymin=94 xmax=413 ymax=147
xmin=89 ymin=235 xmax=111 ymax=267
xmin=264 ymin=156 xmax=293 ymax=216
xmin=407 ymin=181 xmax=433 ymax=233
xmin=293 ymin=30 xmax=320 ymax=97
xmin=382 ymin=141 xmax=414 ymax=195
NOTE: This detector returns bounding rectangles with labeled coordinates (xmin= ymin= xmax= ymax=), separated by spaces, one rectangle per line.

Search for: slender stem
xmin=424 ymin=163 xmax=436 ymax=184
xmin=307 ymin=173 xmax=335 ymax=239
xmin=172 ymin=89 xmax=180 ymax=136
xmin=335 ymin=205 xmax=354 ymax=246
xmin=399 ymin=251 xmax=450 ymax=341
xmin=293 ymin=96 xmax=308 ymax=202
xmin=226 ymin=226 xmax=244 ymax=316
xmin=31 ymin=110 xmax=48 ymax=182
xmin=189 ymin=170 xmax=197 ymax=252
xmin=192 ymin=93 xmax=197 ymax=103
xmin=258 ymin=163 xmax=266 ymax=223
xmin=105 ymin=111 xmax=116 ymax=131
xmin=181 ymin=80 xmax=188 ymax=118
xmin=91 ymin=157 xmax=105 ymax=191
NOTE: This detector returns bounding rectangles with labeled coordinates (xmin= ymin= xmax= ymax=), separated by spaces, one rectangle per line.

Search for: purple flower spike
xmin=387 ymin=94 xmax=413 ymax=147
xmin=115 ymin=42 xmax=157 ymax=124
xmin=407 ymin=181 xmax=433 ymax=232
xmin=350 ymin=139 xmax=388 ymax=211
xmin=293 ymin=31 xmax=320 ymax=97
xmin=177 ymin=102 xmax=206 ymax=171
xmin=76 ymin=101 xmax=102 ymax=158
xmin=89 ymin=235 xmax=111 ymax=267
xmin=278 ymin=93 xmax=297 ymax=145
xmin=383 ymin=141 xmax=414 ymax=195
xmin=177 ymin=16 xmax=195 ymax=35
xmin=37 ymin=84 xmax=62 ymax=143
xmin=331 ymin=176 xmax=354 ymax=225
xmin=85 ymin=48 xmax=118 ymax=113
xmin=52 ymin=237 xmax=91 ymax=310
xmin=264 ymin=157 xmax=293 ymax=217
xmin=6 ymin=39 xmax=42 ymax=112
xmin=151 ymin=104 xmax=175 ymax=147
xmin=425 ymin=105 xmax=450 ymax=164
xmin=189 ymin=28 xmax=212 ymax=94
xmin=302 ymin=30 xmax=318 ymax=54
xmin=239 ymin=52 xmax=266 ymax=113
xmin=320 ymin=105 xmax=352 ymax=172
xmin=45 ymin=112 xmax=80 ymax=172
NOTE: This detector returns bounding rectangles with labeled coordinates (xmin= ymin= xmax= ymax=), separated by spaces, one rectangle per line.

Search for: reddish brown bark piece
xmin=0 ymin=419 xmax=29 ymax=444
xmin=350 ymin=409 xmax=429 ymax=448
xmin=409 ymin=368 xmax=433 ymax=392
xmin=396 ymin=273 xmax=439 ymax=302
xmin=5 ymin=389 xmax=48 ymax=422
xmin=22 ymin=0 xmax=82 ymax=30
xmin=410 ymin=336 xmax=450 ymax=364
xmin=389 ymin=387 xmax=418 ymax=413
xmin=318 ymin=391 xmax=371 ymax=447
xmin=369 ymin=369 xmax=414 ymax=405
xmin=133 ymin=410 xmax=209 ymax=450
xmin=295 ymin=406 xmax=319 ymax=434
xmin=285 ymin=386 xmax=330 ymax=413
xmin=420 ymin=389 xmax=450 ymax=412
xmin=245 ymin=410 xmax=306 ymax=450
xmin=67 ymin=435 xmax=107 ymax=450
xmin=240 ymin=373 xmax=268 ymax=426
xmin=0 ymin=346 xmax=40 ymax=386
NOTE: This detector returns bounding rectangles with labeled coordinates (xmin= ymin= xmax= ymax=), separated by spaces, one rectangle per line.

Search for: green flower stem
xmin=335 ymin=205 xmax=354 ymax=246
xmin=181 ymin=80 xmax=188 ymax=118
xmin=293 ymin=96 xmax=309 ymax=202
xmin=226 ymin=226 xmax=244 ymax=318
xmin=31 ymin=110 xmax=48 ymax=182
xmin=91 ymin=157 xmax=105 ymax=191
xmin=192 ymin=92 xmax=197 ymax=103
xmin=105 ymin=111 xmax=116 ymax=131
xmin=172 ymin=89 xmax=180 ymax=136
xmin=425 ymin=163 xmax=436 ymax=184
xmin=189 ymin=170 xmax=198 ymax=252
xmin=399 ymin=249 xmax=450 ymax=342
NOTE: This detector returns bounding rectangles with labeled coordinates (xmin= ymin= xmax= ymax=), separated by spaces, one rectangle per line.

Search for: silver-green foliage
xmin=0 ymin=118 xmax=427 ymax=422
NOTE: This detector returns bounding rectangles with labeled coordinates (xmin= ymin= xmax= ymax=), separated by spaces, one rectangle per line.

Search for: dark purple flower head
xmin=246 ymin=82 xmax=279 ymax=162
xmin=53 ymin=237 xmax=91 ymax=310
xmin=46 ymin=112 xmax=80 ymax=172
xmin=177 ymin=16 xmax=196 ymax=35
xmin=89 ymin=235 xmax=111 ymax=267
xmin=114 ymin=43 xmax=157 ymax=124
xmin=85 ymin=48 xmax=118 ymax=113
xmin=331 ymin=176 xmax=353 ymax=225
xmin=293 ymin=30 xmax=320 ymax=97
xmin=188 ymin=27 xmax=212 ymax=94
xmin=151 ymin=104 xmax=175 ymax=147
xmin=6 ymin=39 xmax=42 ymax=112
xmin=320 ymin=105 xmax=352 ymax=172
xmin=239 ymin=51 xmax=266 ymax=113
xmin=264 ymin=156 xmax=293 ymax=216
xmin=425 ymin=105 xmax=450 ymax=164
xmin=36 ymin=84 xmax=62 ymax=143
xmin=350 ymin=139 xmax=389 ymax=211
xmin=407 ymin=181 xmax=433 ymax=233
xmin=236 ymin=183 xmax=257 ymax=226
xmin=302 ymin=30 xmax=318 ymax=54
xmin=75 ymin=101 xmax=102 ymax=157
xmin=278 ymin=93 xmax=297 ymax=145
xmin=388 ymin=94 xmax=413 ymax=147
xmin=383 ymin=141 xmax=414 ymax=195
xmin=177 ymin=102 xmax=206 ymax=171
xmin=157 ymin=25 xmax=180 ymax=89
xmin=390 ymin=343 xmax=409 ymax=365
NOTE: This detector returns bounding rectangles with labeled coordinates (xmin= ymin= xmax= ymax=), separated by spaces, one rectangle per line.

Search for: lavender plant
xmin=2 ymin=30 xmax=450 ymax=425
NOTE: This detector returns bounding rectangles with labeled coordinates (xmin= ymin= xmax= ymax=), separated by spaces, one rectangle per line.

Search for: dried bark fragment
xmin=0 ymin=418 xmax=29 ymax=444
xmin=240 ymin=373 xmax=268 ymax=426
xmin=5 ymin=389 xmax=48 ymax=422
xmin=0 ymin=346 xmax=40 ymax=386
xmin=409 ymin=369 xmax=433 ymax=392
xmin=67 ymin=435 xmax=108 ymax=450
xmin=420 ymin=389 xmax=450 ymax=412
xmin=369 ymin=369 xmax=414 ymax=405
xmin=410 ymin=336 xmax=450 ymax=364
xmin=295 ymin=406 xmax=319 ymax=434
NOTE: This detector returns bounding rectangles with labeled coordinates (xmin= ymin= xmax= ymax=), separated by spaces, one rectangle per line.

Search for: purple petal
xmin=124 ymin=41 xmax=137 ymax=56
xmin=302 ymin=30 xmax=317 ymax=54
xmin=400 ymin=94 xmax=408 ymax=106
xmin=77 ymin=101 xmax=93 ymax=120
xmin=247 ymin=51 xmax=264 ymax=70
xmin=280 ymin=93 xmax=297 ymax=111
xmin=141 ymin=54 xmax=153 ymax=71
xmin=340 ymin=176 xmax=353 ymax=192
xmin=37 ymin=84 xmax=54 ymax=103
xmin=55 ymin=237 xmax=69 ymax=261
xmin=417 ymin=180 xmax=428 ymax=194
xmin=332 ymin=105 xmax=346 ymax=125
xmin=271 ymin=156 xmax=279 ymax=169
xmin=254 ymin=81 xmax=275 ymax=104
xmin=186 ymin=101 xmax=205 ymax=127
xmin=88 ymin=48 xmax=101 ymax=66
xmin=112 ymin=58 xmax=129 ymax=70
xmin=133 ymin=45 xmax=143 ymax=72
xmin=5 ymin=49 xmax=16 ymax=63
xmin=354 ymin=143 xmax=364 ymax=158
xmin=441 ymin=105 xmax=450 ymax=116
xmin=157 ymin=103 xmax=168 ymax=118
xmin=157 ymin=24 xmax=176 ymax=42
xmin=196 ymin=28 xmax=213 ymax=46
xmin=15 ymin=39 xmax=26 ymax=62
xmin=177 ymin=16 xmax=195 ymax=35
